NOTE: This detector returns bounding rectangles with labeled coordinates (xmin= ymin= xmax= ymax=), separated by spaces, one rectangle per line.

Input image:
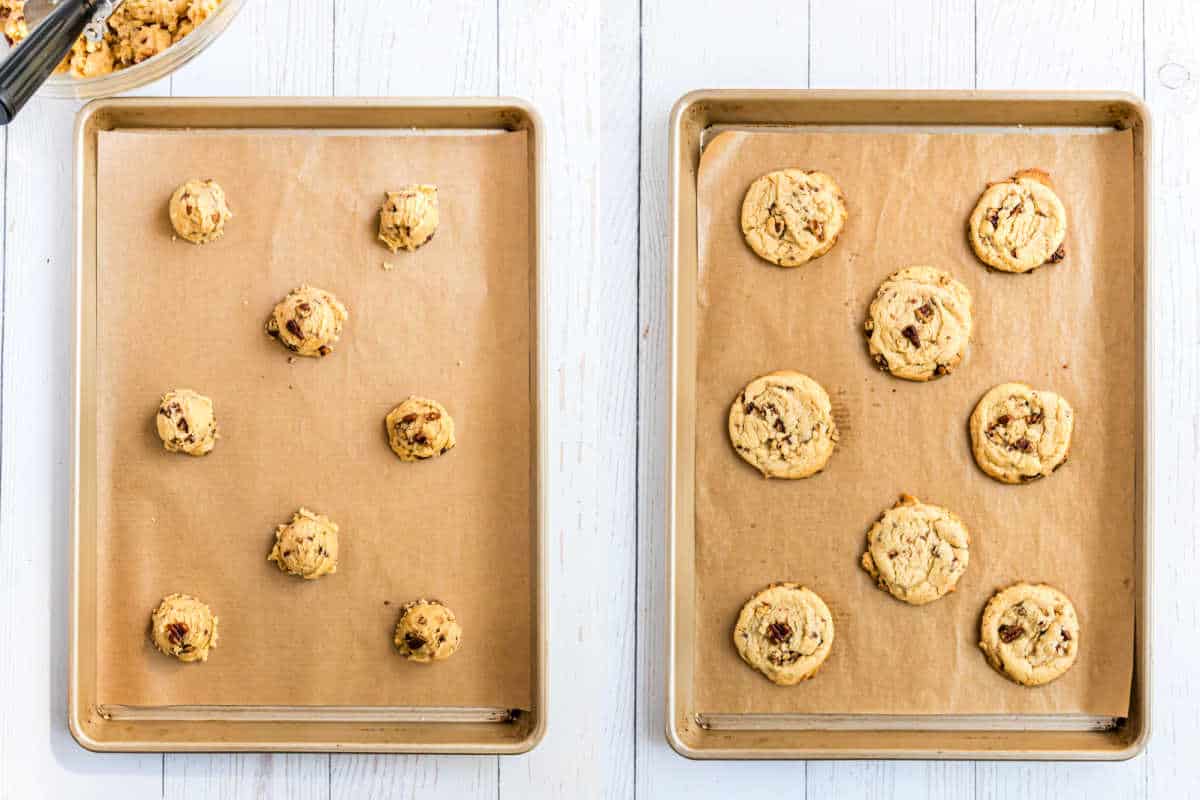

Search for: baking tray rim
xmin=665 ymin=88 xmax=1152 ymax=761
xmin=68 ymin=96 xmax=548 ymax=754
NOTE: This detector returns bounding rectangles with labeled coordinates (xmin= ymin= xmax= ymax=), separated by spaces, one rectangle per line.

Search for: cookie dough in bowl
xmin=265 ymin=285 xmax=349 ymax=358
xmin=155 ymin=388 xmax=218 ymax=456
xmin=865 ymin=266 xmax=973 ymax=381
xmin=727 ymin=370 xmax=838 ymax=479
xmin=386 ymin=396 xmax=456 ymax=461
xmin=168 ymin=178 xmax=232 ymax=244
xmin=861 ymin=494 xmax=970 ymax=605
xmin=968 ymin=168 xmax=1067 ymax=273
xmin=740 ymin=168 xmax=847 ymax=267
xmin=969 ymin=382 xmax=1074 ymax=484
xmin=267 ymin=508 xmax=339 ymax=580
xmin=149 ymin=593 xmax=218 ymax=663
xmin=979 ymin=582 xmax=1079 ymax=686
xmin=378 ymin=185 xmax=439 ymax=252
xmin=733 ymin=582 xmax=835 ymax=685
xmin=393 ymin=599 xmax=462 ymax=663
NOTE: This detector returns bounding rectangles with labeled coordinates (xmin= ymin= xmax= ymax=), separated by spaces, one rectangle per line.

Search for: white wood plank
xmin=163 ymin=1 xmax=334 ymax=796
xmin=805 ymin=2 xmax=975 ymax=796
xmin=1143 ymin=1 xmax=1200 ymax=797
xmin=974 ymin=2 xmax=1147 ymax=793
xmin=497 ymin=0 xmax=640 ymax=797
xmin=636 ymin=1 xmax=812 ymax=796
xmin=326 ymin=2 xmax=501 ymax=797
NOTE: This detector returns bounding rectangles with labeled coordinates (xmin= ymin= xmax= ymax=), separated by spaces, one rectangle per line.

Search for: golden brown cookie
xmin=865 ymin=266 xmax=973 ymax=381
xmin=264 ymin=285 xmax=349 ymax=358
xmin=393 ymin=599 xmax=462 ymax=663
xmin=968 ymin=169 xmax=1067 ymax=273
xmin=155 ymin=388 xmax=218 ymax=456
xmin=861 ymin=494 xmax=970 ymax=605
xmin=969 ymin=382 xmax=1074 ymax=484
xmin=149 ymin=593 xmax=218 ymax=663
xmin=385 ymin=396 xmax=456 ymax=461
xmin=168 ymin=178 xmax=232 ymax=244
xmin=979 ymin=582 xmax=1079 ymax=686
xmin=740 ymin=169 xmax=847 ymax=267
xmin=733 ymin=583 xmax=834 ymax=685
xmin=267 ymin=508 xmax=339 ymax=580
xmin=378 ymin=185 xmax=439 ymax=252
xmin=728 ymin=371 xmax=838 ymax=479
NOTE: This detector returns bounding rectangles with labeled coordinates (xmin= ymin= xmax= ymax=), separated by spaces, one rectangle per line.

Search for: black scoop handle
xmin=0 ymin=0 xmax=102 ymax=125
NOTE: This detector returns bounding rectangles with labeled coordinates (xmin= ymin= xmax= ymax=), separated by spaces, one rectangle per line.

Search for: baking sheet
xmin=693 ymin=128 xmax=1135 ymax=717
xmin=93 ymin=129 xmax=532 ymax=709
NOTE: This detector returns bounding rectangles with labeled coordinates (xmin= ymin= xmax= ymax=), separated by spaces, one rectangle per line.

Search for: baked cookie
xmin=740 ymin=169 xmax=847 ymax=267
xmin=149 ymin=593 xmax=218 ymax=663
xmin=865 ymin=266 xmax=973 ymax=381
xmin=168 ymin=178 xmax=232 ymax=244
xmin=979 ymin=582 xmax=1079 ymax=686
xmin=267 ymin=508 xmax=339 ymax=580
xmin=733 ymin=583 xmax=834 ymax=685
xmin=378 ymin=185 xmax=439 ymax=252
xmin=265 ymin=285 xmax=349 ymax=358
xmin=970 ymin=382 xmax=1074 ymax=484
xmin=968 ymin=169 xmax=1067 ymax=273
xmin=728 ymin=371 xmax=838 ymax=479
xmin=155 ymin=388 xmax=218 ymax=456
xmin=393 ymin=599 xmax=462 ymax=663
xmin=385 ymin=396 xmax=456 ymax=461
xmin=861 ymin=494 xmax=970 ymax=605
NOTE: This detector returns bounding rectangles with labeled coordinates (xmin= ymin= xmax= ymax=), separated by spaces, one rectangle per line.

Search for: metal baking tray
xmin=666 ymin=90 xmax=1150 ymax=760
xmin=69 ymin=98 xmax=546 ymax=753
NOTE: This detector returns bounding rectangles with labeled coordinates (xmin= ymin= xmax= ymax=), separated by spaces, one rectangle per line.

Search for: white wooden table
xmin=0 ymin=0 xmax=1194 ymax=796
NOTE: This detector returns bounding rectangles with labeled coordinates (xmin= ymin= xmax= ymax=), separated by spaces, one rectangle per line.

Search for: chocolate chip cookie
xmin=393 ymin=599 xmax=462 ymax=663
xmin=150 ymin=593 xmax=218 ymax=663
xmin=378 ymin=185 xmax=439 ymax=252
xmin=265 ymin=284 xmax=349 ymax=358
xmin=733 ymin=583 xmax=835 ymax=685
xmin=968 ymin=169 xmax=1067 ymax=273
xmin=970 ymin=382 xmax=1074 ymax=484
xmin=385 ymin=396 xmax=456 ymax=461
xmin=168 ymin=178 xmax=232 ymax=244
xmin=979 ymin=582 xmax=1080 ymax=686
xmin=861 ymin=494 xmax=970 ymax=605
xmin=728 ymin=370 xmax=838 ymax=479
xmin=740 ymin=169 xmax=847 ymax=267
xmin=155 ymin=388 xmax=218 ymax=456
xmin=865 ymin=266 xmax=973 ymax=381
xmin=268 ymin=508 xmax=339 ymax=580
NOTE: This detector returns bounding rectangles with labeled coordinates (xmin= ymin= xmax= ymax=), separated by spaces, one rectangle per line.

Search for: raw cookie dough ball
xmin=969 ymin=382 xmax=1074 ymax=484
xmin=979 ymin=583 xmax=1079 ymax=686
xmin=740 ymin=169 xmax=847 ymax=267
xmin=865 ymin=266 xmax=973 ymax=381
xmin=168 ymin=178 xmax=232 ymax=244
xmin=378 ymin=185 xmax=439 ymax=252
xmin=385 ymin=396 xmax=456 ymax=461
xmin=733 ymin=583 xmax=834 ymax=685
xmin=393 ymin=599 xmax=462 ymax=663
xmin=728 ymin=370 xmax=838 ymax=479
xmin=861 ymin=494 xmax=970 ymax=605
xmin=150 ymin=593 xmax=218 ymax=663
xmin=264 ymin=284 xmax=349 ymax=358
xmin=968 ymin=168 xmax=1067 ymax=273
xmin=267 ymin=507 xmax=339 ymax=580
xmin=156 ymin=388 xmax=218 ymax=456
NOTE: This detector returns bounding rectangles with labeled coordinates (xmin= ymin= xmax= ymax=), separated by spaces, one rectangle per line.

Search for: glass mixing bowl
xmin=37 ymin=0 xmax=247 ymax=99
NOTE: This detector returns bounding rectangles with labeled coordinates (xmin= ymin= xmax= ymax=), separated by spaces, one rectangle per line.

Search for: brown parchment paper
xmin=93 ymin=129 xmax=532 ymax=709
xmin=693 ymin=129 xmax=1136 ymax=717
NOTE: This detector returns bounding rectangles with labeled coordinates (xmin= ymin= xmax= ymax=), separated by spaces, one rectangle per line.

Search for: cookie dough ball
xmin=393 ymin=599 xmax=462 ymax=663
xmin=740 ymin=169 xmax=847 ymax=267
xmin=386 ymin=396 xmax=456 ymax=461
xmin=378 ymin=185 xmax=439 ymax=252
xmin=264 ymin=285 xmax=349 ymax=358
xmin=728 ymin=371 xmax=838 ymax=479
xmin=861 ymin=494 xmax=970 ymax=605
xmin=970 ymin=382 xmax=1074 ymax=484
xmin=733 ymin=583 xmax=834 ymax=685
xmin=156 ymin=388 xmax=218 ymax=456
xmin=149 ymin=593 xmax=218 ymax=663
xmin=865 ymin=266 xmax=973 ymax=381
xmin=979 ymin=583 xmax=1079 ymax=686
xmin=267 ymin=508 xmax=339 ymax=580
xmin=168 ymin=178 xmax=232 ymax=244
xmin=968 ymin=168 xmax=1067 ymax=273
